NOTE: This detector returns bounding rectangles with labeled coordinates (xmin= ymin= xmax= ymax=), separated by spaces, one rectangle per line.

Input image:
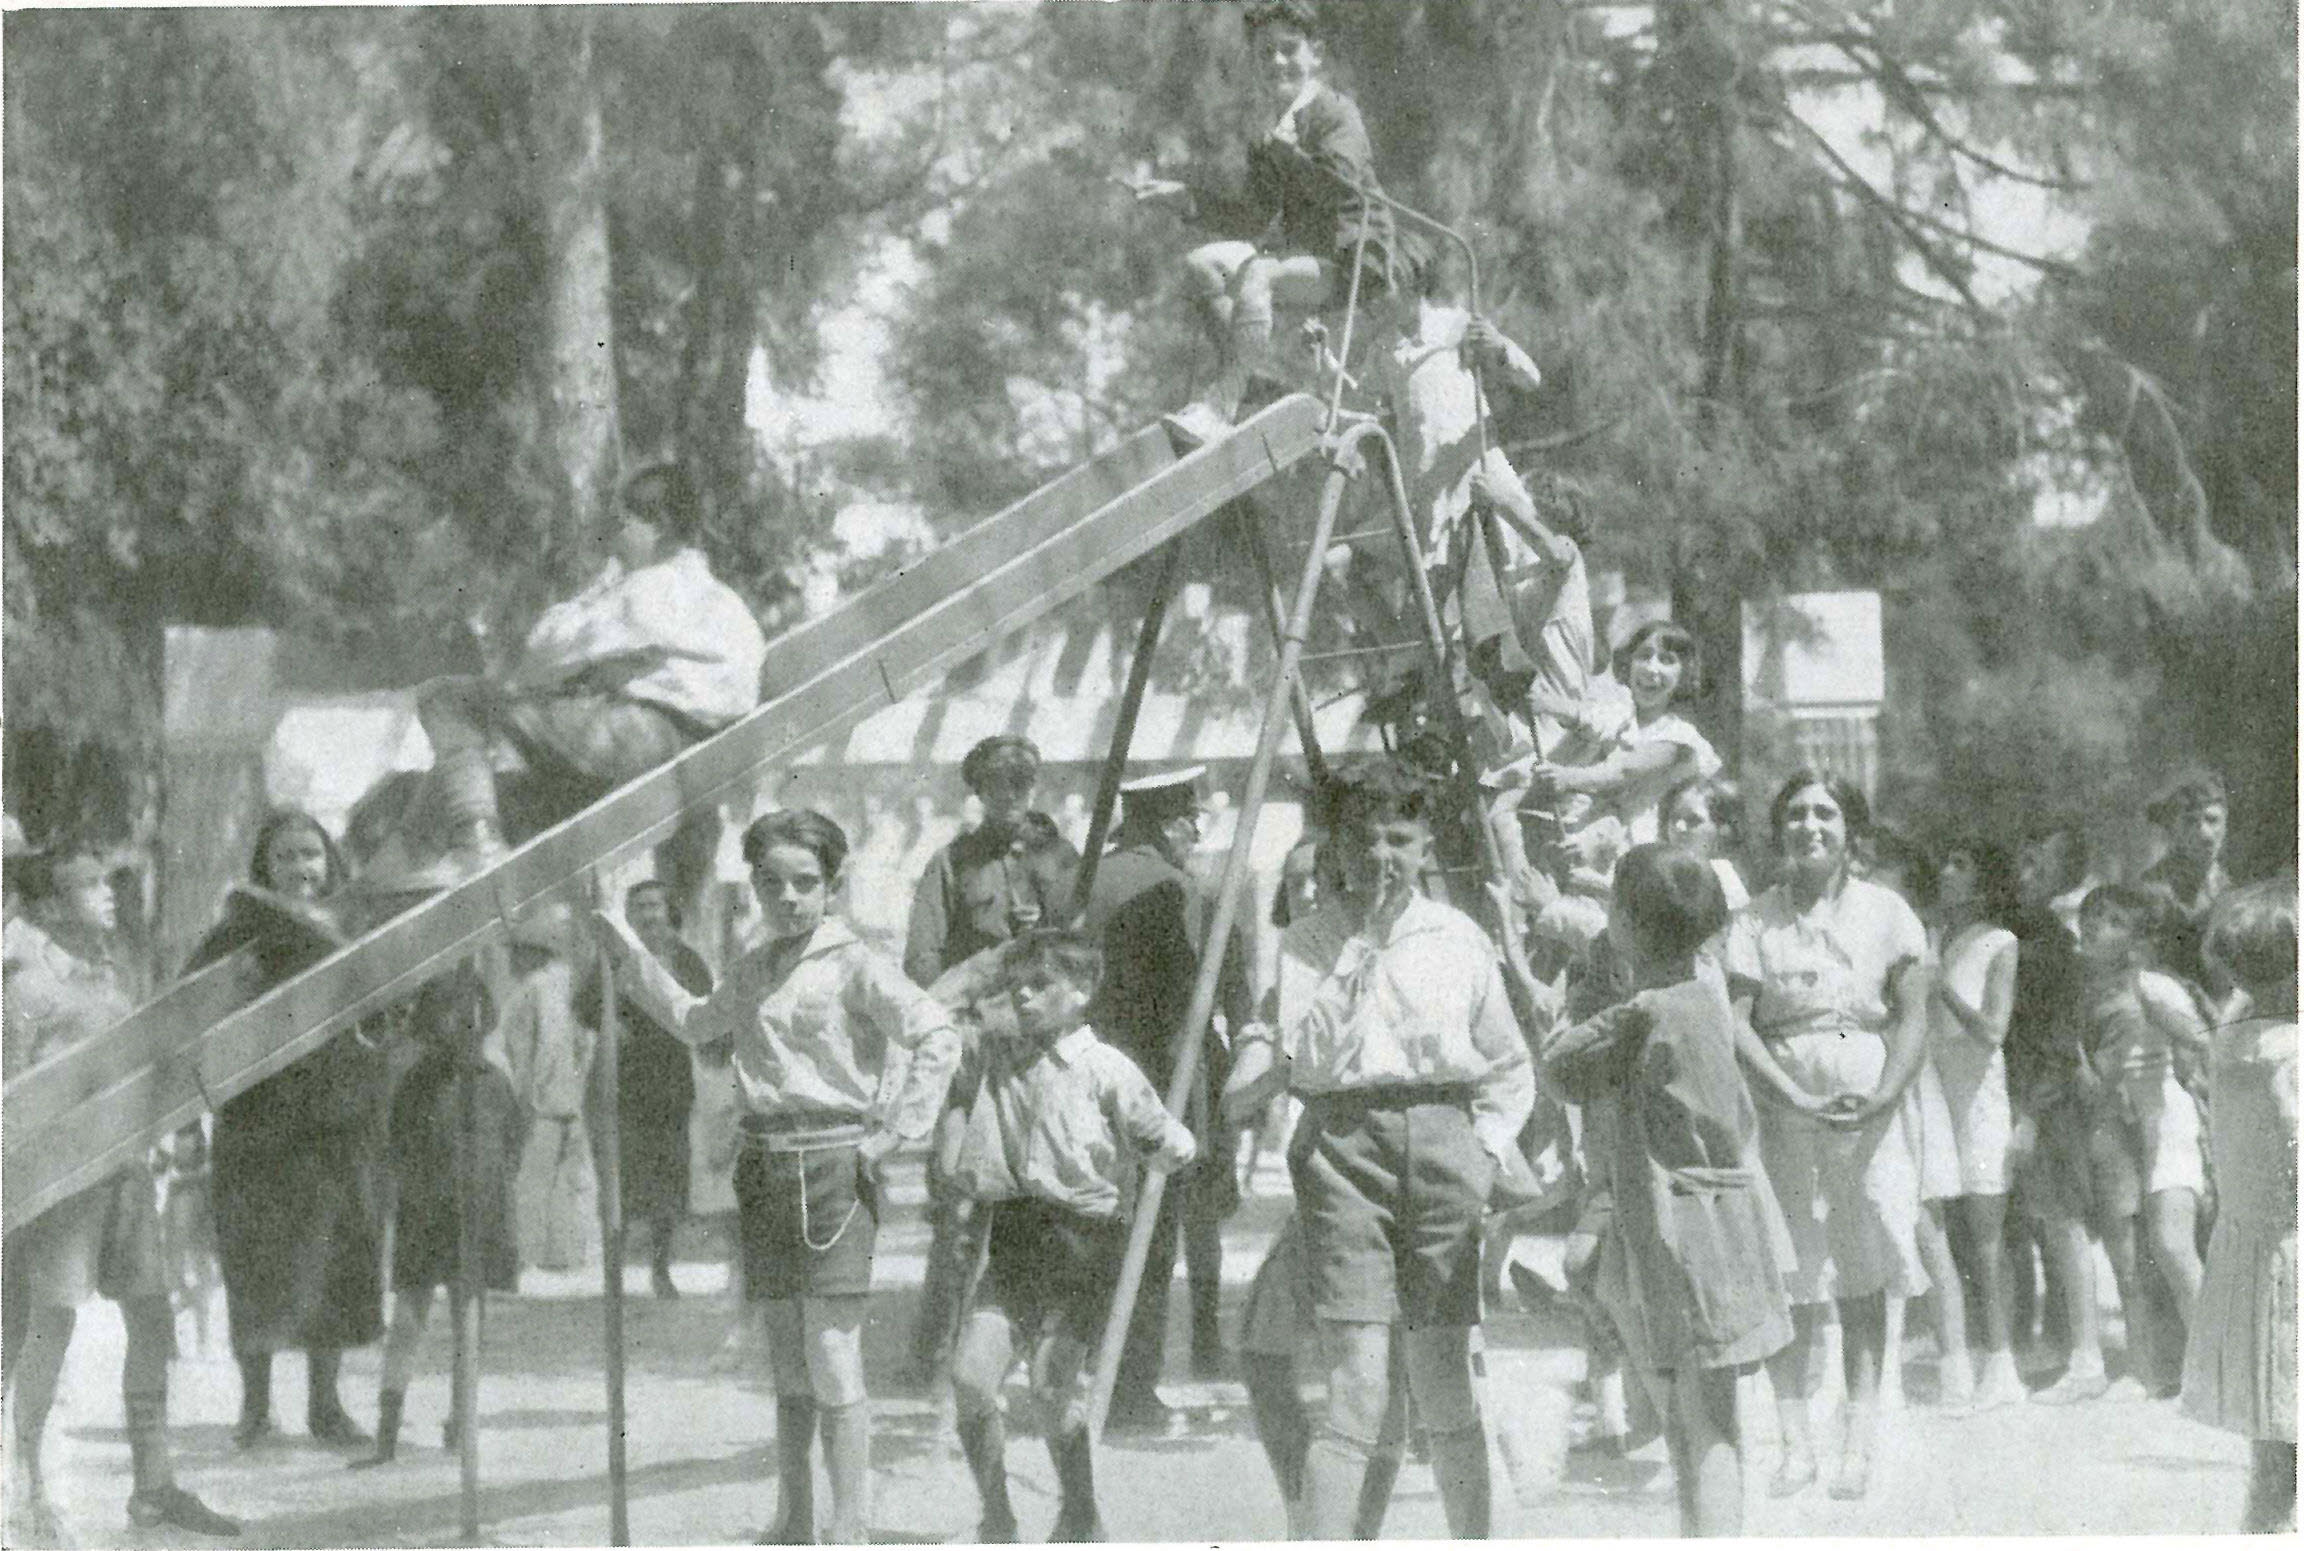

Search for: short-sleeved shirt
xmin=1610 ymin=713 xmax=1723 ymax=847
xmin=1277 ymin=892 xmax=1535 ymax=1160
xmin=946 ymin=1026 xmax=1197 ymax=1221
xmin=902 ymin=820 xmax=1078 ymax=987
xmin=620 ymin=916 xmax=959 ymax=1142
xmin=1723 ymin=875 xmax=1930 ymax=1040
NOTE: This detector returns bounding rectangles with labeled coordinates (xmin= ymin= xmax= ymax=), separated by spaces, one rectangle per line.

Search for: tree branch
xmin=1833 ymin=36 xmax=2089 ymax=192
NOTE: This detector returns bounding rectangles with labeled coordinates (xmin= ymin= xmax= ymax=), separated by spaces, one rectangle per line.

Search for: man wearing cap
xmin=3 ymin=846 xmax=242 ymax=1541
xmin=1082 ymin=766 xmax=1254 ymax=1431
xmin=901 ymin=736 xmax=1081 ymax=1382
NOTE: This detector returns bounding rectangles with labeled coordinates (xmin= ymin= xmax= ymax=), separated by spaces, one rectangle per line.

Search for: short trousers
xmin=1753 ymin=1030 xmax=1926 ymax=1305
xmin=1289 ymin=1087 xmax=1494 ymax=1329
xmin=979 ymin=1198 xmax=1126 ymax=1343
xmin=7 ymin=1169 xmax=169 ymax=1308
xmin=2012 ymin=1094 xmax=2096 ymax=1224
xmin=1904 ymin=1059 xmax=1965 ymax=1203
xmin=1931 ymin=1045 xmax=2013 ymax=1198
xmin=736 ymin=1139 xmax=878 ymax=1302
xmin=1238 ymin=1217 xmax=1315 ymax=1359
xmin=2090 ymin=1073 xmax=2208 ymax=1219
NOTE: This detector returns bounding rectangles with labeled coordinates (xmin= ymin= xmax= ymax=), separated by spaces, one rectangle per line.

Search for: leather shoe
xmin=127 ymin=1485 xmax=243 ymax=1538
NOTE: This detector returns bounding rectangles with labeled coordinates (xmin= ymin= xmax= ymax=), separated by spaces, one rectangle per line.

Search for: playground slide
xmin=3 ymin=395 xmax=1330 ymax=1234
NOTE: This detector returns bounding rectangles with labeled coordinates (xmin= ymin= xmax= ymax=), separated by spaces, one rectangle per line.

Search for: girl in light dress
xmin=1923 ymin=840 xmax=2028 ymax=1409
xmin=1533 ymin=621 xmax=1722 ymax=849
xmin=2186 ymin=878 xmax=2296 ymax=1533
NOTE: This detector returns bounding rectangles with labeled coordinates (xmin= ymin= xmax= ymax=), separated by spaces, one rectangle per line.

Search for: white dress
xmin=1924 ymin=923 xmax=2018 ymax=1198
xmin=2182 ymin=1017 xmax=2296 ymax=1441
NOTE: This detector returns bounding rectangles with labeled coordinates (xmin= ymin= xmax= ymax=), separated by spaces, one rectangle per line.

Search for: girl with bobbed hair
xmin=594 ymin=807 xmax=959 ymax=1544
xmin=187 ymin=809 xmax=387 ymax=1452
xmin=1533 ymin=620 xmax=1722 ymax=849
xmin=1921 ymin=838 xmax=2029 ymax=1410
xmin=1720 ymin=770 xmax=1932 ymax=1501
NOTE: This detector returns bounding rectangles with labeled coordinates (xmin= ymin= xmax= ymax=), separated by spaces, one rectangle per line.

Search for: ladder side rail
xmin=1068 ymin=540 xmax=1188 ymax=922
xmin=3 ymin=396 xmax=1329 ymax=1235
xmin=1084 ymin=440 xmax=1357 ymax=1440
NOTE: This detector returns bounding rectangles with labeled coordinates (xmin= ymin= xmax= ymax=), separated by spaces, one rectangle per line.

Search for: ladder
xmin=1078 ymin=178 xmax=1546 ymax=1437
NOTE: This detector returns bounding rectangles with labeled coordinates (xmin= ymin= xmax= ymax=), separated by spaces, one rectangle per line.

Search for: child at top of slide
xmin=1129 ymin=0 xmax=1422 ymax=444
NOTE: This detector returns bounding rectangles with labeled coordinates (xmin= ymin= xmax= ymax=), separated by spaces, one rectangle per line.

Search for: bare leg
xmin=1831 ymin=1292 xmax=1886 ymax=1500
xmin=1671 ymin=1365 xmax=1744 ymax=1537
xmin=1764 ymin=1302 xmax=1823 ymax=1494
xmin=1242 ymin=1351 xmax=1310 ymax=1516
xmin=2145 ymin=1187 xmax=2203 ymax=1327
xmin=760 ymin=1298 xmax=818 ymax=1543
xmin=2101 ymin=1213 xmax=2151 ymax=1387
xmin=2029 ymin=1216 xmax=2109 ymax=1402
xmin=951 ymin=1310 xmax=1017 ymax=1540
xmin=1915 ymin=1202 xmax=1971 ymax=1406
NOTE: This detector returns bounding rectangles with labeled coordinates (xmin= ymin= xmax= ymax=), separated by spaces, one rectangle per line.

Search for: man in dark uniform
xmin=901 ymin=736 xmax=1080 ymax=1382
xmin=4 ymin=845 xmax=242 ymax=1542
xmin=1082 ymin=767 xmax=1252 ymax=1432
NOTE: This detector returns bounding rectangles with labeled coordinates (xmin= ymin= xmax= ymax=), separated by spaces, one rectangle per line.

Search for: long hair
xmin=247 ymin=809 xmax=347 ymax=898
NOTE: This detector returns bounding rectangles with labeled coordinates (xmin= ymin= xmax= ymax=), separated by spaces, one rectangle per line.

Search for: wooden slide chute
xmin=3 ymin=394 xmax=1327 ymax=1236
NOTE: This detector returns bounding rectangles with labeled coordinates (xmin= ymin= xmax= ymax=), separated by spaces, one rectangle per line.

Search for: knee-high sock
xmin=1425 ymin=1417 xmax=1493 ymax=1539
xmin=122 ymin=1296 xmax=178 ymax=1494
xmin=309 ymin=1347 xmax=348 ymax=1425
xmin=818 ymin=1398 xmax=871 ymax=1544
xmin=955 ymin=1407 xmax=1015 ymax=1531
xmin=237 ymin=1350 xmax=275 ymax=1428
xmin=1242 ymin=1352 xmax=1309 ymax=1503
xmin=769 ymin=1394 xmax=817 ymax=1542
xmin=1047 ymin=1424 xmax=1101 ymax=1539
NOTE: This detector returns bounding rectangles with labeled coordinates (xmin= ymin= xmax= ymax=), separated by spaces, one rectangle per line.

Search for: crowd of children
xmin=4 ymin=2 xmax=2292 ymax=1545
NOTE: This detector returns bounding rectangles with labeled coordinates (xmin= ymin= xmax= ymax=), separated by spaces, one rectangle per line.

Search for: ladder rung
xmin=1324 ymin=528 xmax=1398 ymax=546
xmin=1300 ymin=641 xmax=1423 ymax=663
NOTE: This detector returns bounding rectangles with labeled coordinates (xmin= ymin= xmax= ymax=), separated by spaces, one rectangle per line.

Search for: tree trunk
xmin=536 ymin=9 xmax=620 ymax=567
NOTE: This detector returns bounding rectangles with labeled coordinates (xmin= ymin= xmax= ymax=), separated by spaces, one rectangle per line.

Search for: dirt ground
xmin=15 ymin=1151 xmax=2250 ymax=1546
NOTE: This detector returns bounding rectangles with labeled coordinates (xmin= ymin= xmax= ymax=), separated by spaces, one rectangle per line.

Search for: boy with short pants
xmin=1226 ymin=758 xmax=1534 ymax=1540
xmin=942 ymin=930 xmax=1196 ymax=1544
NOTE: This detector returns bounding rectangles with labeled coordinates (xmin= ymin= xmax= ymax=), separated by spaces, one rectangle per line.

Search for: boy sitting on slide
xmin=1126 ymin=0 xmax=1421 ymax=445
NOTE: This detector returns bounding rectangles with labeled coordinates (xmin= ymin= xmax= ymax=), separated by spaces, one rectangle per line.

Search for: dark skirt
xmin=211 ymin=1036 xmax=388 ymax=1353
xmin=735 ymin=1140 xmax=878 ymax=1302
xmin=390 ymin=1057 xmax=522 ymax=1294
